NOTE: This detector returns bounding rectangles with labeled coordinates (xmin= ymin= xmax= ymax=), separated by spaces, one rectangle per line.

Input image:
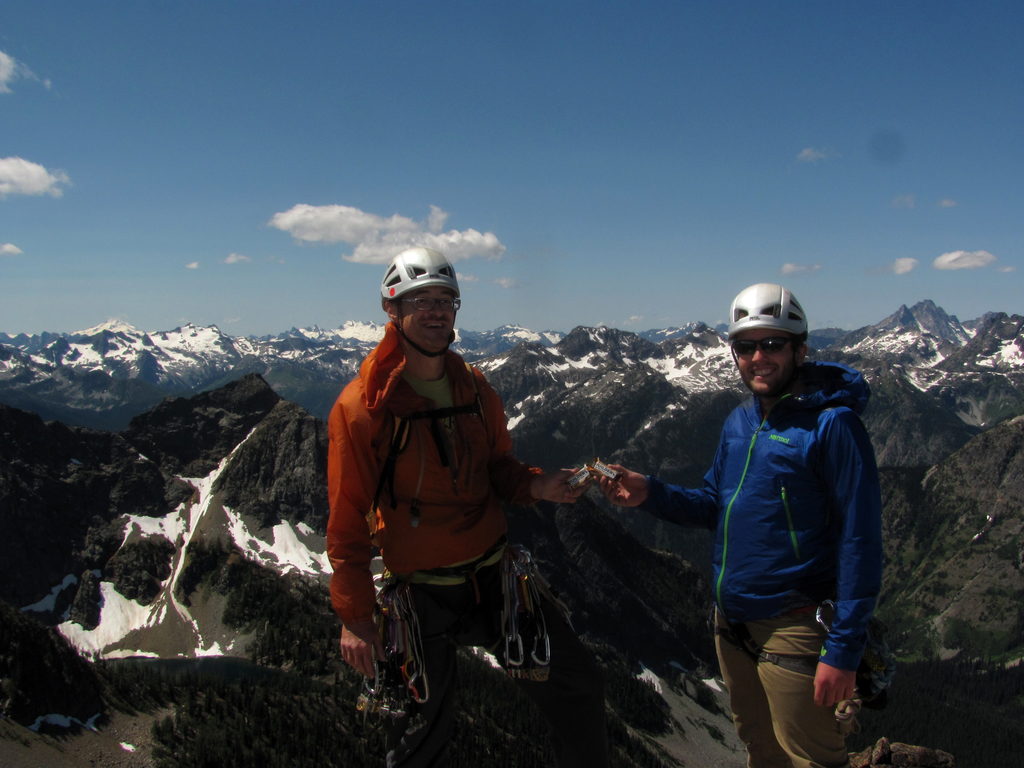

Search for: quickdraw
xmin=502 ymin=546 xmax=562 ymax=681
xmin=356 ymin=581 xmax=428 ymax=719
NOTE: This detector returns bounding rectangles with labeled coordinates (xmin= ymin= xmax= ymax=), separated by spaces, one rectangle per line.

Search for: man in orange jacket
xmin=327 ymin=246 xmax=608 ymax=767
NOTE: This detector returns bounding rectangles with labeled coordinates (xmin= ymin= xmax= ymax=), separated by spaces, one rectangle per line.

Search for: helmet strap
xmin=392 ymin=310 xmax=454 ymax=358
xmin=784 ymin=349 xmax=803 ymax=391
xmin=397 ymin=326 xmax=454 ymax=357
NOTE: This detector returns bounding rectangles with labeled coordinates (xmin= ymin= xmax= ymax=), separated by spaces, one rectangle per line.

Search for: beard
xmin=737 ymin=353 xmax=801 ymax=401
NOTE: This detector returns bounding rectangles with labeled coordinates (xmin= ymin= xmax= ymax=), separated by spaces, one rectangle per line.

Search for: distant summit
xmin=72 ymin=319 xmax=141 ymax=336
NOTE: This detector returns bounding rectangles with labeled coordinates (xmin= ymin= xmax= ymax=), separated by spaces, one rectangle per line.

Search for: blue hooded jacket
xmin=642 ymin=361 xmax=882 ymax=671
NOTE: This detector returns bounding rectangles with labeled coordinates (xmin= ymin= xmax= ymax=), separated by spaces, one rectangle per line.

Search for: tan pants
xmin=715 ymin=610 xmax=850 ymax=768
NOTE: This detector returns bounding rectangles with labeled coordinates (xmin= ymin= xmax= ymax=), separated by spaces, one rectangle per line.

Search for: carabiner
xmin=816 ymin=599 xmax=837 ymax=633
xmin=505 ymin=633 xmax=525 ymax=667
xmin=530 ymin=632 xmax=551 ymax=666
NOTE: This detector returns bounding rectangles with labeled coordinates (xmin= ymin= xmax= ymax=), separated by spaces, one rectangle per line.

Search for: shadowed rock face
xmin=0 ymin=599 xmax=105 ymax=726
xmin=878 ymin=415 xmax=1024 ymax=659
xmin=125 ymin=372 xmax=284 ymax=477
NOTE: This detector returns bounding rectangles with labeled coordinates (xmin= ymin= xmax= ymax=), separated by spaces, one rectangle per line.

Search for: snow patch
xmin=22 ymin=574 xmax=78 ymax=613
xmin=225 ymin=512 xmax=331 ymax=576
xmin=703 ymin=677 xmax=724 ymax=693
xmin=637 ymin=666 xmax=663 ymax=693
xmin=29 ymin=712 xmax=101 ymax=732
xmin=58 ymin=582 xmax=155 ymax=657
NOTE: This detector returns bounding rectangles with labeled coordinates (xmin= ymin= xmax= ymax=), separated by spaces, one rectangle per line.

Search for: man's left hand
xmin=814 ymin=662 xmax=857 ymax=707
xmin=531 ymin=469 xmax=587 ymax=504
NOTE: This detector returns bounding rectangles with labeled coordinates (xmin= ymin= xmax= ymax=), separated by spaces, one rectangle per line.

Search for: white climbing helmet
xmin=727 ymin=283 xmax=808 ymax=339
xmin=380 ymin=246 xmax=460 ymax=301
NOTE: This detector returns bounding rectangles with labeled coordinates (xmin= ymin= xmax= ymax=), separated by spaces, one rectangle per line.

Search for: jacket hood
xmin=357 ymin=322 xmax=406 ymax=414
xmin=791 ymin=360 xmax=870 ymax=415
xmin=357 ymin=322 xmax=466 ymax=416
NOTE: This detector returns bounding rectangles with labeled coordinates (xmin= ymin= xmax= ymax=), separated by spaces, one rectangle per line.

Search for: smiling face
xmin=731 ymin=328 xmax=807 ymax=408
xmin=385 ymin=286 xmax=458 ymax=357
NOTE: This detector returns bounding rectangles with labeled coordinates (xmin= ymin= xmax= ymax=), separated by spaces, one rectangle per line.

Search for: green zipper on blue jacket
xmin=781 ymin=484 xmax=801 ymax=560
xmin=715 ymin=394 xmax=792 ymax=608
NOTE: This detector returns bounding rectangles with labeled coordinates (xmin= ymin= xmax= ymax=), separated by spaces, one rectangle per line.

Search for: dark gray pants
xmin=384 ymin=562 xmax=608 ymax=768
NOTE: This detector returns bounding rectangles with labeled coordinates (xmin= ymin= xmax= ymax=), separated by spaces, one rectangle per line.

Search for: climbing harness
xmin=716 ymin=600 xmax=896 ymax=713
xmin=354 ymin=540 xmax=502 ymax=718
xmin=354 ymin=543 xmax=567 ymax=718
xmin=715 ymin=612 xmax=821 ymax=677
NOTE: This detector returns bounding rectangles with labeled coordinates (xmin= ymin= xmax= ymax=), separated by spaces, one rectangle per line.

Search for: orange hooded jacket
xmin=326 ymin=323 xmax=541 ymax=626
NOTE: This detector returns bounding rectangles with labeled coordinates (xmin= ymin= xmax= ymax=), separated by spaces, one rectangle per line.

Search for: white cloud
xmin=797 ymin=147 xmax=827 ymax=163
xmin=890 ymin=257 xmax=918 ymax=275
xmin=891 ymin=194 xmax=916 ymax=209
xmin=0 ymin=50 xmax=48 ymax=94
xmin=932 ymin=250 xmax=996 ymax=270
xmin=781 ymin=263 xmax=822 ymax=275
xmin=937 ymin=198 xmax=958 ymax=208
xmin=427 ymin=204 xmax=448 ymax=233
xmin=1 ymin=242 xmax=23 ymax=256
xmin=457 ymin=272 xmax=479 ymax=283
xmin=185 ymin=261 xmax=200 ymax=270
xmin=0 ymin=51 xmax=15 ymax=93
xmin=224 ymin=253 xmax=251 ymax=264
xmin=494 ymin=277 xmax=518 ymax=289
xmin=997 ymin=265 xmax=1016 ymax=273
xmin=0 ymin=156 xmax=71 ymax=198
xmin=268 ymin=204 xmax=418 ymax=244
xmin=268 ymin=203 xmax=506 ymax=264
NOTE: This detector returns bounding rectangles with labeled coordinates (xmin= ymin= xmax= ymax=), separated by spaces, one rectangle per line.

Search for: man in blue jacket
xmin=599 ymin=283 xmax=882 ymax=768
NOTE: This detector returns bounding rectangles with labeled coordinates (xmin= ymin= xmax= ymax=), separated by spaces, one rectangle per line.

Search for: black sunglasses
xmin=731 ymin=336 xmax=793 ymax=356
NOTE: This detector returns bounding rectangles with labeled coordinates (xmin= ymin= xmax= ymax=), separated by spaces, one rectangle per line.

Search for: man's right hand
xmin=340 ymin=619 xmax=384 ymax=678
xmin=597 ymin=464 xmax=650 ymax=507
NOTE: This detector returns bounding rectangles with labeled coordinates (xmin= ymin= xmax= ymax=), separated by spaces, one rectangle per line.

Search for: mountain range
xmin=2 ymin=300 xmax=1022 ymax=442
xmin=0 ymin=320 xmax=564 ymax=431
xmin=2 ymin=298 xmax=1024 ymax=766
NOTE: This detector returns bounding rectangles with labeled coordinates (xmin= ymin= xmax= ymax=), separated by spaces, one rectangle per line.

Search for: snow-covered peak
xmin=72 ymin=319 xmax=141 ymax=337
xmin=334 ymin=320 xmax=386 ymax=342
xmin=278 ymin=321 xmax=386 ymax=344
xmin=491 ymin=324 xmax=558 ymax=345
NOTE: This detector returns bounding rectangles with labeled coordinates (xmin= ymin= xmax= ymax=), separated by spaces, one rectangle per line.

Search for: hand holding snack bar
xmin=594 ymin=463 xmax=649 ymax=507
xmin=567 ymin=458 xmax=633 ymax=494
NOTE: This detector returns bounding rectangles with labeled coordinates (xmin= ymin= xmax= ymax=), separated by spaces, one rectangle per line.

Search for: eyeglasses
xmin=400 ymin=296 xmax=461 ymax=312
xmin=731 ymin=336 xmax=792 ymax=356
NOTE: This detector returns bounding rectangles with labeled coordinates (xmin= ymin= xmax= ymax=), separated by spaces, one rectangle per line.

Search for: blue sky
xmin=1 ymin=1 xmax=1020 ymax=336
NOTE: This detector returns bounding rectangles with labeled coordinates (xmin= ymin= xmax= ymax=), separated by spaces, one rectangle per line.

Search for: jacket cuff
xmin=639 ymin=475 xmax=666 ymax=513
xmin=819 ymin=643 xmax=859 ymax=672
